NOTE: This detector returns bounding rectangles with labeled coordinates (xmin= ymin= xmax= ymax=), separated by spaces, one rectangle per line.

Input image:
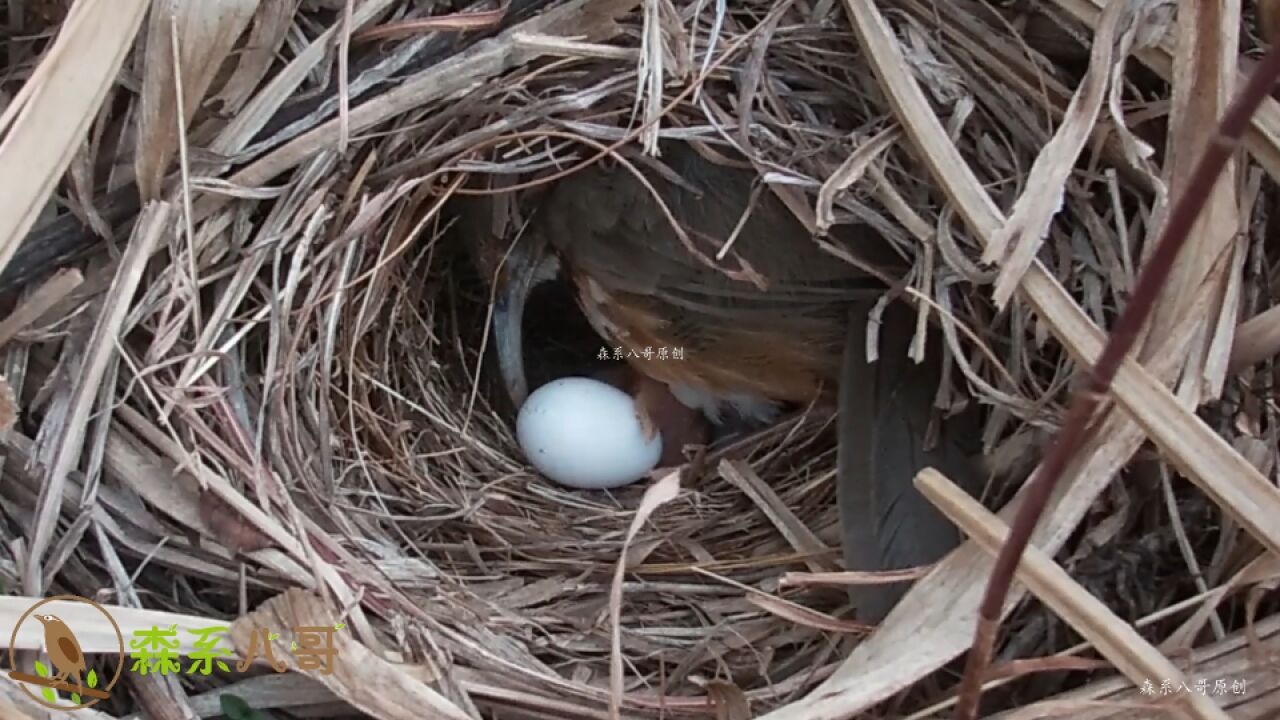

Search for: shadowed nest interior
xmin=0 ymin=0 xmax=1277 ymax=718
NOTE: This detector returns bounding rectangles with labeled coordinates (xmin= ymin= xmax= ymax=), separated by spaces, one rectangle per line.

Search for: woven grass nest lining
xmin=2 ymin=0 xmax=1278 ymax=717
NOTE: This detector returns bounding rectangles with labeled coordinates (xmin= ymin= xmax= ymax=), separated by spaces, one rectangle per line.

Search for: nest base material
xmin=0 ymin=0 xmax=1277 ymax=717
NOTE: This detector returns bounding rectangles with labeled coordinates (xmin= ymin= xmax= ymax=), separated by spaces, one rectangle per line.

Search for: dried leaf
xmin=229 ymin=589 xmax=471 ymax=720
xmin=198 ymin=487 xmax=274 ymax=554
xmin=609 ymin=471 xmax=680 ymax=720
xmin=135 ymin=0 xmax=260 ymax=199
xmin=703 ymin=681 xmax=751 ymax=720
xmin=987 ymin=0 xmax=1170 ymax=308
xmin=0 ymin=0 xmax=150 ymax=279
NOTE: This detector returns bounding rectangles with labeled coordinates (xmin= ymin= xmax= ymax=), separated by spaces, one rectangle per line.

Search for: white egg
xmin=516 ymin=377 xmax=663 ymax=490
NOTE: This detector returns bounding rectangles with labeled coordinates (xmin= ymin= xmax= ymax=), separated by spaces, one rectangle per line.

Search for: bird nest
xmin=1 ymin=0 xmax=1279 ymax=718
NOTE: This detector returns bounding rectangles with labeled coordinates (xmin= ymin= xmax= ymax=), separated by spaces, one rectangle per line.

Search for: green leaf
xmin=71 ymin=693 xmax=81 ymax=704
xmin=86 ymin=669 xmax=98 ymax=688
xmin=33 ymin=660 xmax=49 ymax=677
xmin=220 ymin=694 xmax=270 ymax=720
xmin=333 ymin=623 xmax=346 ymax=630
xmin=40 ymin=687 xmax=55 ymax=704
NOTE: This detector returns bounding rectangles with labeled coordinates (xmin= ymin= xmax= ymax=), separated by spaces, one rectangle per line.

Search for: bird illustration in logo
xmin=32 ymin=614 xmax=86 ymax=690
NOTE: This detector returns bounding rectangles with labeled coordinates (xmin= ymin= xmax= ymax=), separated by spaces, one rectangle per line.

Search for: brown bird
xmin=460 ymin=141 xmax=982 ymax=622
xmin=32 ymin=613 xmax=86 ymax=690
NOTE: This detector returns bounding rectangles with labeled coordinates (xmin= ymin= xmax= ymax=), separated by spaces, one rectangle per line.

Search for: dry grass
xmin=0 ymin=0 xmax=1278 ymax=718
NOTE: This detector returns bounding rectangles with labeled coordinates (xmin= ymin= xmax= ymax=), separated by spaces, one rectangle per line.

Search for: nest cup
xmin=2 ymin=0 xmax=1277 ymax=717
xmin=323 ymin=10 xmax=965 ymax=714
xmin=329 ymin=153 xmax=869 ymax=710
xmin=296 ymin=3 xmax=1096 ymax=712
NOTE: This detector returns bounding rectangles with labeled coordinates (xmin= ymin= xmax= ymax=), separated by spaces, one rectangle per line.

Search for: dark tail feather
xmin=837 ymin=299 xmax=982 ymax=623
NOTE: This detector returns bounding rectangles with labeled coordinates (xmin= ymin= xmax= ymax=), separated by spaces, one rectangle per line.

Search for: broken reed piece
xmin=1229 ymin=304 xmax=1280 ymax=372
xmin=951 ymin=21 xmax=1280 ymax=720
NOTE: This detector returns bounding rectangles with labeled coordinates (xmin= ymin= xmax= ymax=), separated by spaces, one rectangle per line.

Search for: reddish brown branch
xmin=952 ymin=31 xmax=1280 ymax=720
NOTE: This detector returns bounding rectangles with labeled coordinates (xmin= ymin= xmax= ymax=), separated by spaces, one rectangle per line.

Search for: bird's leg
xmin=595 ymin=365 xmax=709 ymax=466
xmin=631 ymin=380 xmax=662 ymax=443
xmin=590 ymin=364 xmax=662 ymax=439
xmin=633 ymin=373 xmax=710 ymax=467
